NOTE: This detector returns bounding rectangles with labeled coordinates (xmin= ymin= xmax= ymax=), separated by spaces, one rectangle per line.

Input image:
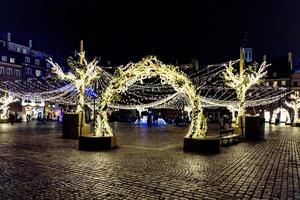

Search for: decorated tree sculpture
xmin=285 ymin=92 xmax=300 ymax=123
xmin=0 ymin=93 xmax=19 ymax=119
xmin=222 ymin=61 xmax=268 ymax=126
xmin=47 ymin=52 xmax=103 ymax=119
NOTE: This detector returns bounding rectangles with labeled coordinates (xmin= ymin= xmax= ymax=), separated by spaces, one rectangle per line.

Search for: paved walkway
xmin=0 ymin=122 xmax=299 ymax=199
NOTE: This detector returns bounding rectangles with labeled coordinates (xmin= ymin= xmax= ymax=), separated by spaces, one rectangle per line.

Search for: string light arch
xmin=95 ymin=56 xmax=207 ymax=138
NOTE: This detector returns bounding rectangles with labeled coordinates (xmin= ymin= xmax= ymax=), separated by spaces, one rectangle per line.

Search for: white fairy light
xmin=0 ymin=93 xmax=19 ymax=119
xmin=222 ymin=61 xmax=269 ymax=124
xmin=95 ymin=56 xmax=207 ymax=138
xmin=285 ymin=92 xmax=300 ymax=123
xmin=47 ymin=52 xmax=104 ymax=114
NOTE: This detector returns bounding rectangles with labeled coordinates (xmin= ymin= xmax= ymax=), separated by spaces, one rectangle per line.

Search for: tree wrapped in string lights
xmin=285 ymin=92 xmax=300 ymax=124
xmin=95 ymin=56 xmax=207 ymax=138
xmin=222 ymin=61 xmax=269 ymax=125
xmin=47 ymin=52 xmax=103 ymax=116
xmin=0 ymin=93 xmax=19 ymax=119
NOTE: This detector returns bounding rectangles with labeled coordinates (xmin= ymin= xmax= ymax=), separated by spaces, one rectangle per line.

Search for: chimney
xmin=288 ymin=52 xmax=292 ymax=70
xmin=29 ymin=39 xmax=32 ymax=48
xmin=7 ymin=32 xmax=11 ymax=42
xmin=192 ymin=59 xmax=199 ymax=71
xmin=263 ymin=54 xmax=267 ymax=62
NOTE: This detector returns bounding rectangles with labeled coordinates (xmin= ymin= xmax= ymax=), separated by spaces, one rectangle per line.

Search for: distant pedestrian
xmin=9 ymin=112 xmax=15 ymax=125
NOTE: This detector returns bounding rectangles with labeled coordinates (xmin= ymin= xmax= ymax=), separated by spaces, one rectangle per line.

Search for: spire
xmin=241 ymin=31 xmax=248 ymax=48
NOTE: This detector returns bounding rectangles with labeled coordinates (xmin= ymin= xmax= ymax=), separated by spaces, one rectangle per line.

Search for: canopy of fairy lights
xmin=0 ymin=54 xmax=292 ymax=126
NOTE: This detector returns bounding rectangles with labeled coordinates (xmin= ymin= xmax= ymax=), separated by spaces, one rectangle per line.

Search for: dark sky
xmin=0 ymin=0 xmax=299 ymax=65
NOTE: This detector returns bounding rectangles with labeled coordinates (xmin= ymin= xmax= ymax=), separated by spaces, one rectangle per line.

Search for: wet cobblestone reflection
xmin=0 ymin=122 xmax=299 ymax=199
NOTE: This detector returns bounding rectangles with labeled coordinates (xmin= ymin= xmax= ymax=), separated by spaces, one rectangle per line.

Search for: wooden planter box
xmin=184 ymin=136 xmax=220 ymax=154
xmin=62 ymin=113 xmax=90 ymax=139
xmin=79 ymin=136 xmax=117 ymax=151
xmin=238 ymin=116 xmax=264 ymax=140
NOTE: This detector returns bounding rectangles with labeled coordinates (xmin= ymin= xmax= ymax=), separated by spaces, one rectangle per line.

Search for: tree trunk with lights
xmin=188 ymin=97 xmax=207 ymax=138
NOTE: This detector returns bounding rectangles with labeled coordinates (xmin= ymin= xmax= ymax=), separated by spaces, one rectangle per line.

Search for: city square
xmin=0 ymin=122 xmax=299 ymax=199
xmin=1 ymin=0 xmax=300 ymax=199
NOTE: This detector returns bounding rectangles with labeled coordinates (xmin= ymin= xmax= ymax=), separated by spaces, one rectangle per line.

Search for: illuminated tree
xmin=285 ymin=92 xmax=300 ymax=123
xmin=222 ymin=61 xmax=268 ymax=125
xmin=47 ymin=52 xmax=103 ymax=115
xmin=0 ymin=93 xmax=19 ymax=119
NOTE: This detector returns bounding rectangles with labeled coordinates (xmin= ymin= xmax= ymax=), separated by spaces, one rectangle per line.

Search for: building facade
xmin=0 ymin=32 xmax=52 ymax=81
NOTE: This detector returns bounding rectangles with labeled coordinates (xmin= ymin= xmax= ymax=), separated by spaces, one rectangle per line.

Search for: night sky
xmin=0 ymin=0 xmax=299 ymax=66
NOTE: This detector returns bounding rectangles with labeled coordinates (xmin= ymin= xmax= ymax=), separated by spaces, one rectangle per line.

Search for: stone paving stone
xmin=0 ymin=122 xmax=299 ymax=199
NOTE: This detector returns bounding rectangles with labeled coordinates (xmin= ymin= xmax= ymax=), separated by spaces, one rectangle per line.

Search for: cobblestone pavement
xmin=0 ymin=122 xmax=299 ymax=199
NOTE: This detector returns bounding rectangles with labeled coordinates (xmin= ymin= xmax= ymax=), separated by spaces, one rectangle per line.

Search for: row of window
xmin=265 ymin=80 xmax=300 ymax=87
xmin=16 ymin=46 xmax=28 ymax=54
xmin=0 ymin=67 xmax=20 ymax=76
xmin=265 ymin=80 xmax=287 ymax=87
xmin=0 ymin=67 xmax=41 ymax=77
xmin=1 ymin=56 xmax=40 ymax=65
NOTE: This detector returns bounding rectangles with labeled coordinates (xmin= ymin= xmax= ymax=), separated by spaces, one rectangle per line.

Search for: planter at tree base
xmin=0 ymin=119 xmax=7 ymax=123
xmin=237 ymin=116 xmax=264 ymax=140
xmin=62 ymin=113 xmax=90 ymax=139
xmin=79 ymin=136 xmax=117 ymax=151
xmin=184 ymin=136 xmax=220 ymax=154
xmin=293 ymin=122 xmax=300 ymax=127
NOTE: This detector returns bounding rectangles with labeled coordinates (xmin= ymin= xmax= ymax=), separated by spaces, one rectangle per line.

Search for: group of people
xmin=219 ymin=115 xmax=232 ymax=129
xmin=7 ymin=111 xmax=52 ymax=125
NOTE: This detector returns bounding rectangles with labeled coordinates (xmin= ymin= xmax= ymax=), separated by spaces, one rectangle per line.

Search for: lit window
xmin=1 ymin=56 xmax=7 ymax=62
xmin=25 ymin=68 xmax=32 ymax=75
xmin=22 ymin=48 xmax=27 ymax=54
xmin=25 ymin=57 xmax=30 ymax=63
xmin=35 ymin=70 xmax=41 ymax=77
xmin=35 ymin=59 xmax=40 ymax=65
xmin=6 ymin=68 xmax=12 ymax=75
xmin=281 ymin=80 xmax=286 ymax=86
xmin=0 ymin=67 xmax=4 ymax=74
xmin=273 ymin=81 xmax=278 ymax=87
xmin=16 ymin=47 xmax=21 ymax=52
xmin=15 ymin=69 xmax=20 ymax=77
xmin=9 ymin=58 xmax=15 ymax=63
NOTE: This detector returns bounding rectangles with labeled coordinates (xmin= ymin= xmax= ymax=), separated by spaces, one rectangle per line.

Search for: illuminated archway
xmin=95 ymin=56 xmax=207 ymax=138
xmin=271 ymin=108 xmax=291 ymax=124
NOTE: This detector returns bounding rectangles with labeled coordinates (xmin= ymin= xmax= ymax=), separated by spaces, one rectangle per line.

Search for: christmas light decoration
xmin=222 ymin=61 xmax=269 ymax=124
xmin=47 ymin=52 xmax=105 ymax=114
xmin=271 ymin=107 xmax=291 ymax=124
xmin=285 ymin=92 xmax=300 ymax=123
xmin=0 ymin=93 xmax=19 ymax=119
xmin=95 ymin=56 xmax=207 ymax=138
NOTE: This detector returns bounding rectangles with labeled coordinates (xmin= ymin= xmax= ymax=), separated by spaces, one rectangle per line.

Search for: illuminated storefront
xmin=21 ymin=98 xmax=45 ymax=121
